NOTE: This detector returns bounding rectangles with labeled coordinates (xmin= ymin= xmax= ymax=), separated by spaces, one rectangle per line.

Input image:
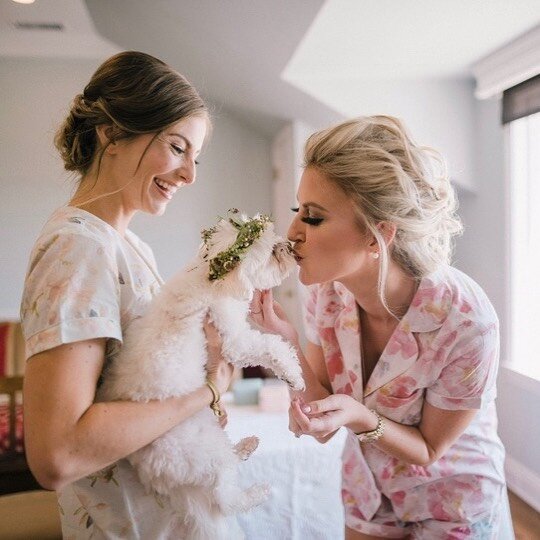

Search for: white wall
xmin=287 ymin=77 xmax=477 ymax=192
xmin=271 ymin=121 xmax=315 ymax=345
xmin=454 ymin=96 xmax=540 ymax=508
xmin=0 ymin=57 xmax=272 ymax=318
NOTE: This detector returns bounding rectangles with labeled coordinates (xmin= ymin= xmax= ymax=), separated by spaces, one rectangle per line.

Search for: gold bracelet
xmin=355 ymin=409 xmax=385 ymax=443
xmin=205 ymin=379 xmax=224 ymax=417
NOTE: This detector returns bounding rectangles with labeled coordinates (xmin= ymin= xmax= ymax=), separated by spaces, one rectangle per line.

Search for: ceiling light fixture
xmin=12 ymin=0 xmax=36 ymax=4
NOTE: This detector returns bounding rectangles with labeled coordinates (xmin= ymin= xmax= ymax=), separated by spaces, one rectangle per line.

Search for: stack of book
xmin=0 ymin=321 xmax=25 ymax=456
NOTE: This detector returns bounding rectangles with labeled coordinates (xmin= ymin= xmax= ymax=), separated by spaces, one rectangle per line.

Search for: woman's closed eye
xmin=171 ymin=144 xmax=200 ymax=165
xmin=291 ymin=207 xmax=324 ymax=226
xmin=170 ymin=143 xmax=185 ymax=155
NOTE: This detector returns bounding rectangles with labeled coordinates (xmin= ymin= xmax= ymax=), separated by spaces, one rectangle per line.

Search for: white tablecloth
xmin=224 ymin=399 xmax=347 ymax=540
xmin=224 ymin=398 xmax=516 ymax=540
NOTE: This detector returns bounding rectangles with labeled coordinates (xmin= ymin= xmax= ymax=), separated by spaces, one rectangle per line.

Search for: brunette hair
xmin=55 ymin=51 xmax=209 ymax=175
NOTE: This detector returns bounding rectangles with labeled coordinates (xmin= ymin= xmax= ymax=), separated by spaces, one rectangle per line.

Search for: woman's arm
xmin=295 ymin=340 xmax=332 ymax=395
xmin=249 ymin=290 xmax=331 ymax=438
xmin=24 ymin=325 xmax=231 ymax=491
xmin=291 ymin=395 xmax=477 ymax=466
xmin=371 ymin=402 xmax=477 ymax=465
xmin=289 ymin=342 xmax=335 ymax=443
xmin=251 ymin=290 xmax=329 ymax=391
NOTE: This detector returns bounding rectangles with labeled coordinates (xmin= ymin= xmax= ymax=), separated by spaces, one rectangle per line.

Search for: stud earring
xmin=371 ymin=252 xmax=379 ymax=259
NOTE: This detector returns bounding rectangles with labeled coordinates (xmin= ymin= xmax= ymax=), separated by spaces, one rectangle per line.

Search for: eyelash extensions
xmin=290 ymin=207 xmax=323 ymax=226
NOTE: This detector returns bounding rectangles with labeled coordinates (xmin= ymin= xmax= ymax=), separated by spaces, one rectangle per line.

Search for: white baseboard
xmin=505 ymin=454 xmax=540 ymax=512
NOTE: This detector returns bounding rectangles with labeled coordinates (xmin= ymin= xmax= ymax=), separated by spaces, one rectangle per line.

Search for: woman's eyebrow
xmin=302 ymin=202 xmax=328 ymax=212
xmin=169 ymin=133 xmax=192 ymax=148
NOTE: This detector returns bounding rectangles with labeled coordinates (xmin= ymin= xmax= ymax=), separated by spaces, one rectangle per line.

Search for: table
xmin=224 ymin=398 xmax=347 ymax=540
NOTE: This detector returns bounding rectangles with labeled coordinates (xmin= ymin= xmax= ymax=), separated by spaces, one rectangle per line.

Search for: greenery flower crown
xmin=202 ymin=208 xmax=272 ymax=281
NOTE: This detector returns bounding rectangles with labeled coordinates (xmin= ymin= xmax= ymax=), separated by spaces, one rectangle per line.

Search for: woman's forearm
xmin=372 ymin=418 xmax=436 ymax=466
xmin=348 ymin=405 xmax=476 ymax=467
xmin=28 ymin=386 xmax=214 ymax=490
xmin=347 ymin=408 xmax=436 ymax=465
xmin=292 ymin=344 xmax=317 ymax=388
xmin=291 ymin=340 xmax=330 ymax=395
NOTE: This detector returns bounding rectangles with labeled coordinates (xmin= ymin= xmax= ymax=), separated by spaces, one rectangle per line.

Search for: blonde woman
xmin=20 ymin=51 xmax=233 ymax=538
xmin=252 ymin=116 xmax=511 ymax=539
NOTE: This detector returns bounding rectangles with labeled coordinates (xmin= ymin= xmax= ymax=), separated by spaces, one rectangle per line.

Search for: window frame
xmin=504 ymin=111 xmax=540 ymax=382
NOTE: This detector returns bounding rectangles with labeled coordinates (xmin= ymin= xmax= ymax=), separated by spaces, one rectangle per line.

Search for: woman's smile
xmin=153 ymin=177 xmax=180 ymax=200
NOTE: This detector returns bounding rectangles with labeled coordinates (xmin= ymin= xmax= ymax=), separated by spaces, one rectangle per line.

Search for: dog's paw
xmin=234 ymin=436 xmax=259 ymax=460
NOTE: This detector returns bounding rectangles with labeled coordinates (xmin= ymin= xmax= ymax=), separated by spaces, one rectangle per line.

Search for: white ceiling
xmin=0 ymin=0 xmax=119 ymax=58
xmin=284 ymin=0 xmax=540 ymax=81
xmin=84 ymin=0 xmax=341 ymax=136
xmin=283 ymin=0 xmax=540 ymax=119
xmin=1 ymin=0 xmax=539 ymax=136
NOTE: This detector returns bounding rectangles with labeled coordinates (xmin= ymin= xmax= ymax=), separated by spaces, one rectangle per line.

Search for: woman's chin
xmin=298 ymin=269 xmax=316 ymax=286
xmin=144 ymin=202 xmax=168 ymax=216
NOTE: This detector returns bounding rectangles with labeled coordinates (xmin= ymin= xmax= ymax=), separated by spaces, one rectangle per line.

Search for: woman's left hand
xmin=291 ymin=394 xmax=374 ymax=439
xmin=249 ymin=289 xmax=299 ymax=344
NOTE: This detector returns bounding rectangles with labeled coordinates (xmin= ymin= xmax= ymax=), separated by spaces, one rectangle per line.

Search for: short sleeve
xmin=426 ymin=323 xmax=499 ymax=410
xmin=303 ymin=285 xmax=321 ymax=345
xmin=21 ymin=232 xmax=123 ymax=359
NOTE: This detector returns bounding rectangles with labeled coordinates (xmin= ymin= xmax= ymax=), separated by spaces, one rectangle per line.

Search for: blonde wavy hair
xmin=304 ymin=115 xmax=463 ymax=311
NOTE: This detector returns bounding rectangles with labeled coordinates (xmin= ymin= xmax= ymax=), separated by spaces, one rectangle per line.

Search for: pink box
xmin=258 ymin=380 xmax=291 ymax=413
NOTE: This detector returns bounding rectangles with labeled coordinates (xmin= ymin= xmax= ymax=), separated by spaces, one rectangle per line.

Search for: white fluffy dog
xmin=97 ymin=210 xmax=304 ymax=539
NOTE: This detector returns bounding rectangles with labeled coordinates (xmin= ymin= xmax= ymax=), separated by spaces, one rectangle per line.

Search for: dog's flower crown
xmin=202 ymin=209 xmax=272 ymax=281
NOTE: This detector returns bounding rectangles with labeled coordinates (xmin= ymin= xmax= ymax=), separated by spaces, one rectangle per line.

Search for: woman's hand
xmin=204 ymin=316 xmax=234 ymax=395
xmin=249 ymin=289 xmax=299 ymax=344
xmin=288 ymin=379 xmax=330 ymax=439
xmin=290 ymin=393 xmax=376 ymax=439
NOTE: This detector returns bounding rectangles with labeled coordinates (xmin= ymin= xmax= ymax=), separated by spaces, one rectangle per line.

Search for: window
xmin=508 ymin=110 xmax=540 ymax=379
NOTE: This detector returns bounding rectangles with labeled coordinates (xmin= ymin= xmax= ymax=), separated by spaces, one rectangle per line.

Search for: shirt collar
xmin=332 ymin=267 xmax=451 ymax=334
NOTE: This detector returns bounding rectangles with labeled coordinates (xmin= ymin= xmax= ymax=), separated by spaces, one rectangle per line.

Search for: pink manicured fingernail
xmin=302 ymin=405 xmax=311 ymax=413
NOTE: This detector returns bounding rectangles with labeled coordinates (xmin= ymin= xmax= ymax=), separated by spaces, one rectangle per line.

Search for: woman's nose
xmin=177 ymin=158 xmax=196 ymax=185
xmin=287 ymin=215 xmax=304 ymax=243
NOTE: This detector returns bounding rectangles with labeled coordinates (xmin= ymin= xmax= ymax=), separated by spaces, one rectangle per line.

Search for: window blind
xmin=502 ymin=74 xmax=540 ymax=124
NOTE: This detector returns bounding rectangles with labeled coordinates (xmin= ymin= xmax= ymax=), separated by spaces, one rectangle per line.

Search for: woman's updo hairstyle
xmin=304 ymin=116 xmax=463 ymax=308
xmin=55 ymin=51 xmax=208 ymax=175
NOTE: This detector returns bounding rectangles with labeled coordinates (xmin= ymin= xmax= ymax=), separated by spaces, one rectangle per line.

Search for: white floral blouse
xmin=304 ymin=266 xmax=509 ymax=538
xmin=20 ymin=207 xmax=183 ymax=539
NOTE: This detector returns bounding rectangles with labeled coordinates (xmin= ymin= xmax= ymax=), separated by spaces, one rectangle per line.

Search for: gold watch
xmin=355 ymin=409 xmax=385 ymax=443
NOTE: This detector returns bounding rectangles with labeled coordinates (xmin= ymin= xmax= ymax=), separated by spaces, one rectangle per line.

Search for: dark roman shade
xmin=502 ymin=73 xmax=540 ymax=124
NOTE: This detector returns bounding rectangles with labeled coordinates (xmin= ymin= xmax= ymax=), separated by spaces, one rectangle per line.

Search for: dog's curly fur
xmin=97 ymin=213 xmax=304 ymax=539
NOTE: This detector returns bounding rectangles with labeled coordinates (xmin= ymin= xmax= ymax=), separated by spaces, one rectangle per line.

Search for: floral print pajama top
xmin=20 ymin=207 xmax=183 ymax=539
xmin=304 ymin=266 xmax=510 ymax=539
